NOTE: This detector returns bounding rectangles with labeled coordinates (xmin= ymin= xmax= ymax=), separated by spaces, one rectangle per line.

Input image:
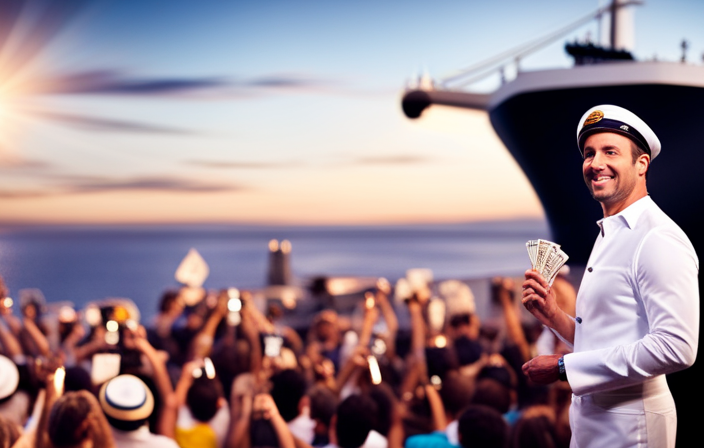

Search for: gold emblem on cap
xmin=584 ymin=110 xmax=604 ymax=126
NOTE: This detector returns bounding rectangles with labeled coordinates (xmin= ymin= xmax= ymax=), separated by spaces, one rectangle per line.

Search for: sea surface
xmin=0 ymin=219 xmax=551 ymax=323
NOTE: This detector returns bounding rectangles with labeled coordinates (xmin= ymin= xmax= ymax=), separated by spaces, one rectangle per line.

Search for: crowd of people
xmin=0 ymin=269 xmax=578 ymax=448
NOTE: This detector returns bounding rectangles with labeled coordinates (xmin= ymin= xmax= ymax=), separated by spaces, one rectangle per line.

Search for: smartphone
xmin=263 ymin=334 xmax=283 ymax=358
xmin=104 ymin=320 xmax=120 ymax=345
xmin=370 ymin=336 xmax=387 ymax=356
xmin=367 ymin=355 xmax=382 ymax=385
xmin=394 ymin=278 xmax=413 ymax=303
xmin=91 ymin=353 xmax=121 ymax=385
xmin=427 ymin=298 xmax=446 ymax=332
xmin=227 ymin=288 xmax=242 ymax=326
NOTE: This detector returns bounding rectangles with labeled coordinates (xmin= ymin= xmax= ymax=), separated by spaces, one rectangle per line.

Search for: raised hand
xmin=522 ymin=269 xmax=560 ymax=328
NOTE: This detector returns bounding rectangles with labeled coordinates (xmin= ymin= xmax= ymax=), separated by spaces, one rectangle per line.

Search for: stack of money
xmin=526 ymin=239 xmax=569 ymax=286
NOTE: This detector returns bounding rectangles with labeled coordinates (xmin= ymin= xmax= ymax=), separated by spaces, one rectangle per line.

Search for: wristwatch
xmin=558 ymin=356 xmax=567 ymax=382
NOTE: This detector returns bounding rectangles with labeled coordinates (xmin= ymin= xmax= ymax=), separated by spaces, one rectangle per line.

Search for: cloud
xmin=0 ymin=190 xmax=51 ymax=199
xmin=244 ymin=76 xmax=323 ymax=88
xmin=24 ymin=70 xmax=330 ymax=98
xmin=68 ymin=177 xmax=241 ymax=194
xmin=0 ymin=176 xmax=244 ymax=198
xmin=21 ymin=70 xmax=228 ymax=97
xmin=0 ymin=158 xmax=53 ymax=170
xmin=185 ymin=159 xmax=300 ymax=169
xmin=353 ymin=155 xmax=430 ymax=165
xmin=29 ymin=110 xmax=197 ymax=135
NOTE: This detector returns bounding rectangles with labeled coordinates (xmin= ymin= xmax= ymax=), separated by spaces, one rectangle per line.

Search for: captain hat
xmin=576 ymin=104 xmax=661 ymax=160
xmin=99 ymin=374 xmax=154 ymax=421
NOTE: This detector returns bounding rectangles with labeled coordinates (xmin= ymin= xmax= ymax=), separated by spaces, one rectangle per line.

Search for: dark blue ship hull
xmin=490 ymin=83 xmax=704 ymax=266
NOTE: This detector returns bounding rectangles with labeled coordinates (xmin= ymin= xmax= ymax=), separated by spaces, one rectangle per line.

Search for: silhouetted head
xmin=335 ymin=394 xmax=378 ymax=448
xmin=187 ymin=376 xmax=224 ymax=422
xmin=270 ymin=369 xmax=307 ymax=422
xmin=458 ymin=404 xmax=508 ymax=448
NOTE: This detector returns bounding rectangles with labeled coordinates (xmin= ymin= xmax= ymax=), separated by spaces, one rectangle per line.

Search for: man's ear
xmin=637 ymin=154 xmax=650 ymax=177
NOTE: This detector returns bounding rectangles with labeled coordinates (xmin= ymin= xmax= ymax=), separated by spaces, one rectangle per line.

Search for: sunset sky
xmin=0 ymin=0 xmax=702 ymax=225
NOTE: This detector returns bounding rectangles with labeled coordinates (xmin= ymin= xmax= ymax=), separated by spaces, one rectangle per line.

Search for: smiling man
xmin=520 ymin=105 xmax=699 ymax=448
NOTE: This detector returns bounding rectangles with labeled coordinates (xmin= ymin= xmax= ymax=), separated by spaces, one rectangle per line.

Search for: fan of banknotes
xmin=526 ymin=239 xmax=569 ymax=286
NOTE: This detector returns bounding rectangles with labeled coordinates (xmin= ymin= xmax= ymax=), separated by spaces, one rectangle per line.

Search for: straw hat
xmin=99 ymin=374 xmax=154 ymax=421
xmin=0 ymin=355 xmax=19 ymax=400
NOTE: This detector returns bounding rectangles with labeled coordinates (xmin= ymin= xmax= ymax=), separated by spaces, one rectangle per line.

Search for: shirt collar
xmin=596 ymin=195 xmax=652 ymax=236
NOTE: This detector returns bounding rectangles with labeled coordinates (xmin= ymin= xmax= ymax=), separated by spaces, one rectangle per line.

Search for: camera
xmin=370 ymin=335 xmax=387 ymax=357
xmin=84 ymin=299 xmax=142 ymax=369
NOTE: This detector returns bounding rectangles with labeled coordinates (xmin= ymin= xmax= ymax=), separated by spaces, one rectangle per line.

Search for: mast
xmin=609 ymin=0 xmax=636 ymax=50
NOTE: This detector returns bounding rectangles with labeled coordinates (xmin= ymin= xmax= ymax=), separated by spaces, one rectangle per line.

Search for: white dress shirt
xmin=564 ymin=196 xmax=699 ymax=448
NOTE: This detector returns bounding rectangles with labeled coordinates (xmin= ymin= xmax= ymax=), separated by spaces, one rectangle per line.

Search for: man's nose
xmin=590 ymin=152 xmax=606 ymax=170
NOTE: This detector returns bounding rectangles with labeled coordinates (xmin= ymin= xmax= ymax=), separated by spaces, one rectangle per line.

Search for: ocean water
xmin=0 ymin=219 xmax=551 ymax=323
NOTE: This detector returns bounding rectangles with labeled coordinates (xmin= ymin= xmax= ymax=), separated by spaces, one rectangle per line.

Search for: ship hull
xmin=490 ymin=83 xmax=704 ymax=267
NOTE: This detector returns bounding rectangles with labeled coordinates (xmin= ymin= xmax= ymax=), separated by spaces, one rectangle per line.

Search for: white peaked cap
xmin=576 ymin=104 xmax=661 ymax=160
xmin=0 ymin=355 xmax=19 ymax=400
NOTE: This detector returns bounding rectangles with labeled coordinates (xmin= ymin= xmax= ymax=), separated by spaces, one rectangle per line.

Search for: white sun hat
xmin=99 ymin=374 xmax=154 ymax=422
xmin=0 ymin=355 xmax=19 ymax=400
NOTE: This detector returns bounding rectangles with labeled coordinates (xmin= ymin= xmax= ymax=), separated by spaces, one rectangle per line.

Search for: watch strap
xmin=558 ymin=356 xmax=567 ymax=382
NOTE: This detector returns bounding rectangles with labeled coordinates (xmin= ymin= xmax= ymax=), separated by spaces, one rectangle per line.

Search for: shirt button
xmin=587 ymin=267 xmax=593 ymax=272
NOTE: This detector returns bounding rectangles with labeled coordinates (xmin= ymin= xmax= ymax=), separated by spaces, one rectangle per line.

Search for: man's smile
xmin=591 ymin=174 xmax=614 ymax=187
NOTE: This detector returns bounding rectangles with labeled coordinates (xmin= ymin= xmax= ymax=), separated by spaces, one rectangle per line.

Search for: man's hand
xmin=182 ymin=358 xmax=205 ymax=378
xmin=522 ymin=269 xmax=560 ymax=327
xmin=33 ymin=355 xmax=64 ymax=387
xmin=376 ymin=278 xmax=391 ymax=296
xmin=123 ymin=324 xmax=151 ymax=352
xmin=522 ymin=354 xmax=562 ymax=385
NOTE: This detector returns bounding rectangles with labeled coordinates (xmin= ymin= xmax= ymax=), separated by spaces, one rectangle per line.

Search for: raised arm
xmin=32 ymin=359 xmax=64 ymax=448
xmin=188 ymin=290 xmax=228 ymax=361
xmin=407 ymin=297 xmax=428 ymax=382
xmin=375 ymin=279 xmax=399 ymax=359
xmin=174 ymin=359 xmax=203 ymax=407
xmin=128 ymin=326 xmax=178 ymax=438
xmin=22 ymin=316 xmax=51 ymax=358
xmin=238 ymin=297 xmax=263 ymax=377
xmin=252 ymin=394 xmax=295 ymax=448
xmin=226 ymin=379 xmax=254 ymax=448
xmin=425 ymin=383 xmax=447 ymax=432
xmin=0 ymin=313 xmax=23 ymax=359
xmin=494 ymin=277 xmax=531 ymax=363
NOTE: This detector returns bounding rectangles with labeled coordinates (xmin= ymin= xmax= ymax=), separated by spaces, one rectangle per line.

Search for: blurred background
xmin=0 ymin=0 xmax=702 ymax=319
